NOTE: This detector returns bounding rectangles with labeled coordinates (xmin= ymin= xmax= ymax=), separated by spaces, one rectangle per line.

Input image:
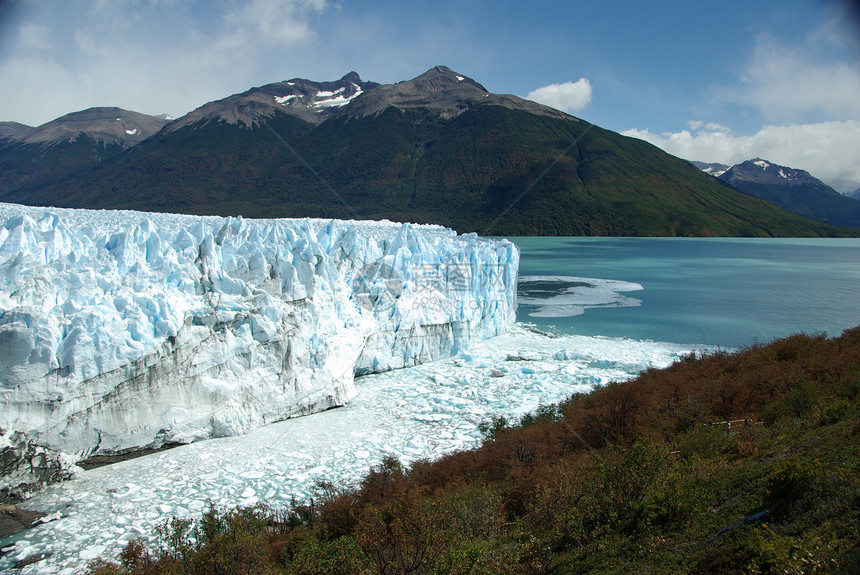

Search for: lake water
xmin=512 ymin=237 xmax=860 ymax=348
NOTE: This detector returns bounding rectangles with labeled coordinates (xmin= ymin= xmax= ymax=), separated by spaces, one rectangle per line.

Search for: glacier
xmin=0 ymin=203 xmax=518 ymax=495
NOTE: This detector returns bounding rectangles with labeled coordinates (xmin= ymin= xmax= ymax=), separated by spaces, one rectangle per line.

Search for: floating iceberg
xmin=0 ymin=204 xmax=518 ymax=494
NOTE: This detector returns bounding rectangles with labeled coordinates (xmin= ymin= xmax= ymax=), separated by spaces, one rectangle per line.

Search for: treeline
xmin=87 ymin=327 xmax=860 ymax=574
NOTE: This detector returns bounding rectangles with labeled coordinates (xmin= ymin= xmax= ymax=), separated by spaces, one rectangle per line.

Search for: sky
xmin=1 ymin=0 xmax=859 ymax=193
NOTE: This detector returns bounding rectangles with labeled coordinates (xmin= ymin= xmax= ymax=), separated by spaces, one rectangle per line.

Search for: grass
xmin=88 ymin=327 xmax=860 ymax=574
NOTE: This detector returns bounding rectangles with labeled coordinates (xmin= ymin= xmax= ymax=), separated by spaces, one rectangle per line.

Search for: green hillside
xmin=5 ymin=104 xmax=853 ymax=237
xmin=724 ymin=179 xmax=860 ymax=229
xmin=0 ymin=135 xmax=126 ymax=197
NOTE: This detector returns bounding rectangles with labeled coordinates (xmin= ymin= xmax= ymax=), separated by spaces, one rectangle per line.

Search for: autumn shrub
xmin=354 ymin=492 xmax=453 ymax=575
xmin=356 ymin=455 xmax=407 ymax=508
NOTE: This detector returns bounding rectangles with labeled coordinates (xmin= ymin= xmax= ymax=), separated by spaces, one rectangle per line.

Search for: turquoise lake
xmin=510 ymin=237 xmax=860 ymax=348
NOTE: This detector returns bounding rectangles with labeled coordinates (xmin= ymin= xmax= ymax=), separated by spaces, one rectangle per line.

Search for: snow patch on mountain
xmin=313 ymin=84 xmax=364 ymax=108
xmin=315 ymin=88 xmax=345 ymax=98
xmin=702 ymin=166 xmax=727 ymax=177
xmin=0 ymin=204 xmax=518 ymax=494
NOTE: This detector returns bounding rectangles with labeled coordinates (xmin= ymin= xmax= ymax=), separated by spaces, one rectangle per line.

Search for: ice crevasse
xmin=0 ymin=204 xmax=518 ymax=489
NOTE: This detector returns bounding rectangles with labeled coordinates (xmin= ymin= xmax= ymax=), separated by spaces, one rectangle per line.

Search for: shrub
xmin=676 ymin=424 xmax=732 ymax=460
xmin=286 ymin=535 xmax=369 ymax=575
xmin=764 ymin=458 xmax=819 ymax=508
xmin=784 ymin=380 xmax=818 ymax=418
xmin=763 ymin=379 xmax=819 ymax=424
xmin=478 ymin=414 xmax=510 ymax=439
xmin=818 ymin=399 xmax=850 ymax=426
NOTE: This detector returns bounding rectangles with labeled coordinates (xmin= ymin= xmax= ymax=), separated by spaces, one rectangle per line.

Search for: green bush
xmin=819 ymin=399 xmax=850 ymax=426
xmin=785 ymin=380 xmax=818 ymax=418
xmin=764 ymin=458 xmax=819 ymax=507
xmin=763 ymin=379 xmax=819 ymax=424
xmin=676 ymin=424 xmax=732 ymax=460
xmin=286 ymin=536 xmax=369 ymax=575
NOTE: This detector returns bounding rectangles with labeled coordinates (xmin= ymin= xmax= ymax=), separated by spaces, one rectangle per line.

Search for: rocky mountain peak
xmin=163 ymin=71 xmax=380 ymax=132
xmin=342 ymin=66 xmax=490 ymax=119
xmin=0 ymin=122 xmax=32 ymax=142
xmin=163 ymin=66 xmax=574 ymax=132
xmin=723 ymin=158 xmax=821 ymax=187
xmin=1 ymin=108 xmax=168 ymax=148
xmin=405 ymin=65 xmax=489 ymax=93
xmin=341 ymin=65 xmax=573 ymax=121
xmin=713 ymin=158 xmax=860 ymax=227
xmin=340 ymin=71 xmax=363 ymax=84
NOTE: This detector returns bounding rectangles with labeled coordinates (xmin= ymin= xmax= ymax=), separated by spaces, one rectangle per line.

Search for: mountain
xmin=0 ymin=67 xmax=852 ymax=237
xmin=159 ymin=71 xmax=379 ymax=133
xmin=717 ymin=159 xmax=860 ymax=228
xmin=0 ymin=107 xmax=169 ymax=198
xmin=0 ymin=121 xmax=31 ymax=142
xmin=690 ymin=160 xmax=730 ymax=178
xmin=849 ymin=187 xmax=860 ymax=201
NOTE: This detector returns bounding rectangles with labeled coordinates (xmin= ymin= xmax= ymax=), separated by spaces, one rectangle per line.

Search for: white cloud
xmin=0 ymin=0 xmax=333 ymax=126
xmin=526 ymin=78 xmax=592 ymax=113
xmin=624 ymin=14 xmax=860 ymax=195
xmin=732 ymin=21 xmax=860 ymax=123
xmin=622 ymin=121 xmax=860 ymax=193
xmin=225 ymin=0 xmax=326 ymax=48
xmin=687 ymin=121 xmax=728 ymax=132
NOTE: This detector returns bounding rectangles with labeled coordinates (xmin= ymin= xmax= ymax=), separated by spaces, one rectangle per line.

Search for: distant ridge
xmin=691 ymin=160 xmax=729 ymax=178
xmin=716 ymin=158 xmax=860 ymax=228
xmin=5 ymin=107 xmax=168 ymax=147
xmin=0 ymin=68 xmax=854 ymax=237
xmin=0 ymin=108 xmax=169 ymax=199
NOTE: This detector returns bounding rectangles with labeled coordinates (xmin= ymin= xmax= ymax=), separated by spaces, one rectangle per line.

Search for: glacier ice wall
xmin=0 ymin=204 xmax=518 ymax=466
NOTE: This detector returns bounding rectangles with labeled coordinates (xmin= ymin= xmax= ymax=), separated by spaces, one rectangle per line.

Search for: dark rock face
xmin=0 ymin=428 xmax=78 ymax=503
xmin=0 ymin=504 xmax=46 ymax=538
